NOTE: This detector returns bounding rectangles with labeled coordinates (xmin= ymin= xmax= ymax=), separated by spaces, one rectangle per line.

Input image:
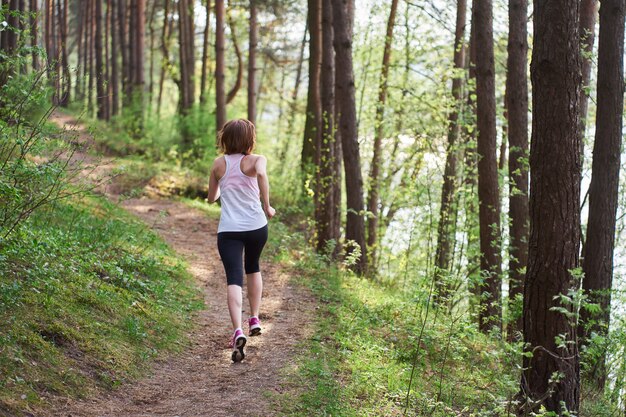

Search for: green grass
xmin=0 ymin=194 xmax=203 ymax=415
xmin=267 ymin=235 xmax=522 ymax=416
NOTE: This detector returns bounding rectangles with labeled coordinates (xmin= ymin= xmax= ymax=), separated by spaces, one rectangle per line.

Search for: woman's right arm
xmin=255 ymin=156 xmax=275 ymax=218
xmin=207 ymin=159 xmax=221 ymax=203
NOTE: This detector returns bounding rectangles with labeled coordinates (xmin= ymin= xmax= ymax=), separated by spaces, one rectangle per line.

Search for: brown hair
xmin=217 ymin=119 xmax=256 ymax=155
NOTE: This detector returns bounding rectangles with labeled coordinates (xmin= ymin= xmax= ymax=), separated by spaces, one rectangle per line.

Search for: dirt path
xmin=47 ymin=112 xmax=314 ymax=417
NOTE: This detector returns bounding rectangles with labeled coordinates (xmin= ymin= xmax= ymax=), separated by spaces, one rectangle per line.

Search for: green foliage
xmin=0 ymin=195 xmax=202 ymax=414
xmin=270 ymin=230 xmax=520 ymax=416
xmin=0 ymin=60 xmax=74 ymax=239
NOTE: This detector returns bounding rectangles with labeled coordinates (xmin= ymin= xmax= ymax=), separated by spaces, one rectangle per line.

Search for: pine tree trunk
xmin=474 ymin=0 xmax=502 ymax=333
xmin=226 ymin=11 xmax=242 ymax=104
xmin=178 ymin=0 xmax=195 ymax=150
xmin=579 ymin=0 xmax=624 ymax=390
xmin=147 ymin=0 xmax=157 ymax=111
xmin=157 ymin=0 xmax=172 ymax=116
xmin=464 ymin=3 xmax=481 ymax=308
xmin=200 ymin=0 xmax=211 ymax=105
xmin=365 ymin=0 xmax=398 ymax=271
xmin=110 ymin=0 xmax=119 ymax=116
xmin=178 ymin=0 xmax=195 ymax=115
xmin=434 ymin=0 xmax=466 ymax=302
xmin=316 ymin=0 xmax=338 ymax=255
xmin=118 ymin=0 xmax=129 ymax=105
xmin=82 ymin=0 xmax=90 ymax=106
xmin=301 ymin=0 xmax=321 ymax=184
xmin=215 ymin=0 xmax=226 ymax=132
xmin=29 ymin=0 xmax=39 ymax=71
xmin=247 ymin=0 xmax=257 ymax=123
xmin=332 ymin=0 xmax=366 ymax=273
xmin=95 ymin=0 xmax=106 ymax=119
xmin=57 ymin=0 xmax=70 ymax=106
xmin=128 ymin=0 xmax=144 ymax=122
xmin=520 ymin=0 xmax=582 ymax=412
xmin=505 ymin=0 xmax=529 ymax=341
xmin=579 ymin=0 xmax=599 ymax=138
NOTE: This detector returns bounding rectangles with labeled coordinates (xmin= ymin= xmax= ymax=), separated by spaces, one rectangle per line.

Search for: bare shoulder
xmin=250 ymin=154 xmax=267 ymax=164
xmin=212 ymin=156 xmax=226 ymax=178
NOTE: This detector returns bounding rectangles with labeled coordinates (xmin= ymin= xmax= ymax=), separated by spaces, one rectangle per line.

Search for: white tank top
xmin=217 ymin=154 xmax=267 ymax=233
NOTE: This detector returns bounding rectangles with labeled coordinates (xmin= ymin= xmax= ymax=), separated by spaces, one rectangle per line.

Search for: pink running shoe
xmin=230 ymin=329 xmax=247 ymax=362
xmin=248 ymin=317 xmax=262 ymax=336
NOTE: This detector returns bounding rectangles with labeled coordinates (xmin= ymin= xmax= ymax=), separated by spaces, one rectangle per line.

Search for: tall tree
xmin=505 ymin=0 xmax=529 ymax=340
xmin=301 ymin=0 xmax=322 ymax=183
xmin=129 ymin=0 xmax=145 ymax=100
xmin=519 ymin=0 xmax=582 ymax=412
xmin=118 ymin=0 xmax=129 ymax=103
xmin=579 ymin=0 xmax=599 ymax=138
xmin=226 ymin=11 xmax=242 ymax=104
xmin=177 ymin=0 xmax=195 ymax=114
xmin=29 ymin=0 xmax=39 ymax=71
xmin=177 ymin=0 xmax=195 ymax=150
xmin=58 ymin=0 xmax=70 ymax=105
xmin=200 ymin=0 xmax=211 ymax=105
xmin=215 ymin=0 xmax=226 ymax=132
xmin=365 ymin=0 xmax=399 ymax=270
xmin=95 ymin=0 xmax=106 ymax=119
xmin=316 ymin=0 xmax=339 ymax=254
xmin=157 ymin=0 xmax=173 ymax=115
xmin=110 ymin=0 xmax=119 ymax=116
xmin=434 ymin=0 xmax=466 ymax=303
xmin=248 ymin=0 xmax=257 ymax=123
xmin=44 ymin=0 xmax=60 ymax=105
xmin=88 ymin=0 xmax=95 ymax=111
xmin=579 ymin=0 xmax=625 ymax=390
xmin=146 ymin=0 xmax=157 ymax=110
xmin=474 ymin=0 xmax=502 ymax=332
xmin=332 ymin=0 xmax=367 ymax=274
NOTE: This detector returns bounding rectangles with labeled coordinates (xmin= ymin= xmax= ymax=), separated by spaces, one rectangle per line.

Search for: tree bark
xmin=177 ymin=0 xmax=195 ymax=150
xmin=434 ymin=0 xmax=466 ymax=303
xmin=579 ymin=0 xmax=599 ymax=138
xmin=29 ymin=0 xmax=39 ymax=71
xmin=58 ymin=0 xmax=70 ymax=105
xmin=301 ymin=0 xmax=321 ymax=184
xmin=118 ymin=0 xmax=129 ymax=104
xmin=506 ymin=0 xmax=529 ymax=341
xmin=215 ymin=0 xmax=226 ymax=132
xmin=316 ymin=0 xmax=339 ymax=255
xmin=226 ymin=10 xmax=242 ymax=104
xmin=365 ymin=0 xmax=398 ymax=271
xmin=579 ymin=0 xmax=624 ymax=390
xmin=110 ymin=0 xmax=119 ymax=116
xmin=178 ymin=0 xmax=195 ymax=114
xmin=332 ymin=0 xmax=367 ymax=274
xmin=95 ymin=0 xmax=106 ymax=119
xmin=247 ymin=0 xmax=257 ymax=123
xmin=147 ymin=0 xmax=157 ymax=111
xmin=464 ymin=5 xmax=481 ymax=307
xmin=200 ymin=0 xmax=211 ymax=105
xmin=157 ymin=0 xmax=172 ymax=115
xmin=519 ymin=0 xmax=582 ymax=413
xmin=474 ymin=0 xmax=502 ymax=333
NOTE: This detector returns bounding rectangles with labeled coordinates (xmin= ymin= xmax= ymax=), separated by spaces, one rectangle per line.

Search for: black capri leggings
xmin=217 ymin=225 xmax=268 ymax=287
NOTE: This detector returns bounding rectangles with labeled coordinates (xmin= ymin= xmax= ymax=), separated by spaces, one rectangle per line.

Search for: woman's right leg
xmin=243 ymin=225 xmax=268 ymax=330
xmin=246 ymin=272 xmax=263 ymax=318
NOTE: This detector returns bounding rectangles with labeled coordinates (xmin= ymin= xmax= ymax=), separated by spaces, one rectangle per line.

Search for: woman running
xmin=207 ymin=119 xmax=275 ymax=362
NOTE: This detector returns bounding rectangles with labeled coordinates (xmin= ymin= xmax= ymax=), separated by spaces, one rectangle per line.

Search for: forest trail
xmin=47 ymin=112 xmax=315 ymax=417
